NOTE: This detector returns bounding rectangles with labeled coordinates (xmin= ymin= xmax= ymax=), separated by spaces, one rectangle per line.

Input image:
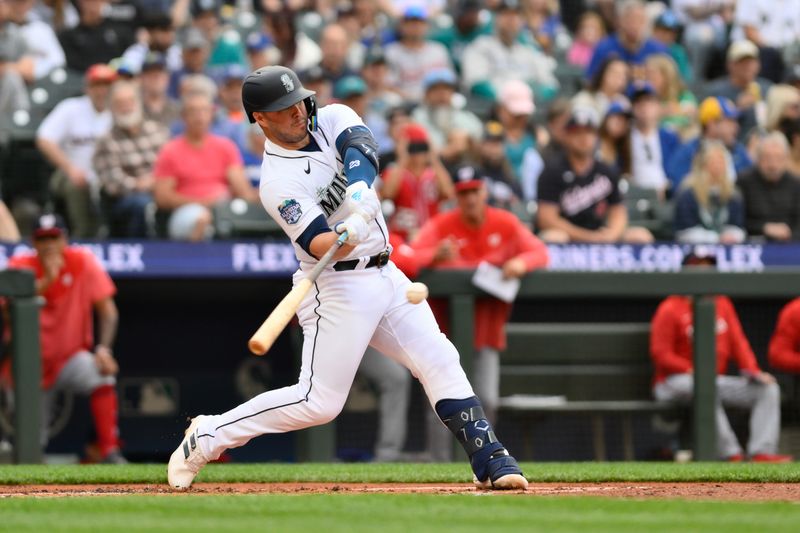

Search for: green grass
xmin=1 ymin=462 xmax=800 ymax=485
xmin=2 ymin=463 xmax=799 ymax=532
xmin=1 ymin=494 xmax=800 ymax=533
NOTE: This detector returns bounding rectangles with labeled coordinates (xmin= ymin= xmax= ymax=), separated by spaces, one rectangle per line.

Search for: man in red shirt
xmin=411 ymin=165 xmax=549 ymax=444
xmin=153 ymin=92 xmax=258 ymax=241
xmin=650 ymin=252 xmax=789 ymax=462
xmin=7 ymin=214 xmax=124 ymax=463
xmin=768 ymin=298 xmax=800 ymax=373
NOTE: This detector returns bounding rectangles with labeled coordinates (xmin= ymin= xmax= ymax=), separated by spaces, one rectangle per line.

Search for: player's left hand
xmin=95 ymin=346 xmax=119 ymax=376
xmin=335 ymin=213 xmax=370 ymax=245
xmin=344 ymin=181 xmax=380 ymax=222
xmin=502 ymin=257 xmax=528 ymax=279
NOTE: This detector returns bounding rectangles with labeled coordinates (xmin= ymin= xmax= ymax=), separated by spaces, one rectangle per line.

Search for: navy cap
xmin=452 ymin=164 xmax=484 ymax=192
xmin=627 ymin=81 xmax=657 ymax=103
xmin=33 ymin=213 xmax=68 ymax=239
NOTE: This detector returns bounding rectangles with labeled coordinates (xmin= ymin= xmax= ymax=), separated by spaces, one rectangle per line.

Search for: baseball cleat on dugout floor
xmin=167 ymin=415 xmax=210 ymax=490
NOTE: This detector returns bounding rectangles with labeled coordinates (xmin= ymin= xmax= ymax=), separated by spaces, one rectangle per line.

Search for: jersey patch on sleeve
xmin=278 ymin=199 xmax=303 ymax=225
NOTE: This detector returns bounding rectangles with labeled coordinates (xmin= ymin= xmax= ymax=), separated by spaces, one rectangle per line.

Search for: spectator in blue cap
xmin=667 ymin=96 xmax=754 ymax=188
xmin=244 ymin=31 xmax=274 ymax=70
xmin=216 ymin=63 xmax=247 ymax=126
xmin=411 ymin=68 xmax=483 ymax=164
xmin=651 ymin=10 xmax=692 ymax=83
xmin=628 ymin=81 xmax=681 ymax=196
xmin=385 ymin=5 xmax=452 ymax=102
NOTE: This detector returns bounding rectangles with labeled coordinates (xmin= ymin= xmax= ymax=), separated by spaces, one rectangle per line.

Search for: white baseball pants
xmin=196 ymin=261 xmax=474 ymax=460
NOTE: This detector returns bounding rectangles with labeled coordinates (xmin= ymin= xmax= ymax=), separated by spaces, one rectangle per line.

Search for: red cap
xmin=85 ymin=64 xmax=118 ymax=84
xmin=402 ymin=123 xmax=429 ymax=143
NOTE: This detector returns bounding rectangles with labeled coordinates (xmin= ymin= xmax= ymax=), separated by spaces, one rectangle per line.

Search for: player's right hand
xmin=334 ymin=213 xmax=370 ymax=245
xmin=344 ymin=181 xmax=380 ymax=222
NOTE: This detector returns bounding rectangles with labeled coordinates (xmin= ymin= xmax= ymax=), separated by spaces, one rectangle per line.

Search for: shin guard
xmin=435 ymin=396 xmax=523 ymax=483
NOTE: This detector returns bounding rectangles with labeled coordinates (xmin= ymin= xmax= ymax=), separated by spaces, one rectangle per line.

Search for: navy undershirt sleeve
xmin=295 ymin=214 xmax=332 ymax=258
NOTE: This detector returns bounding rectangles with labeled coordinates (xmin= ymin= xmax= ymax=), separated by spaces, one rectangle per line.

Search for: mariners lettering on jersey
xmin=317 ymin=172 xmax=348 ymax=217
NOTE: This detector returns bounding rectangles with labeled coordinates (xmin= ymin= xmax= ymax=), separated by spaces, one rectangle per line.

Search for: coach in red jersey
xmin=768 ymin=298 xmax=800 ymax=373
xmin=5 ymin=214 xmax=124 ymax=463
xmin=412 ymin=164 xmax=549 ymax=425
xmin=650 ymin=251 xmax=790 ymax=462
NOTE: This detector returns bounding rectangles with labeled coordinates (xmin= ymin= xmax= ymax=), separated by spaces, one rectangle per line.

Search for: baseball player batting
xmin=167 ymin=66 xmax=527 ymax=491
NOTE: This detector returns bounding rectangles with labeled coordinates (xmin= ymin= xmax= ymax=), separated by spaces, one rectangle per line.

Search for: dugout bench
xmin=417 ymin=269 xmax=800 ymax=462
xmin=499 ymin=322 xmax=682 ymax=460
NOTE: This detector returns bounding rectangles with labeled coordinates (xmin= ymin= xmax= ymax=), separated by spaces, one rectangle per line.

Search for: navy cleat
xmin=472 ymin=448 xmax=528 ymax=490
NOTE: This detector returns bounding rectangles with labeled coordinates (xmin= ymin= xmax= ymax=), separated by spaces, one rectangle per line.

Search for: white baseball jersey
xmin=259 ymin=104 xmax=389 ymax=269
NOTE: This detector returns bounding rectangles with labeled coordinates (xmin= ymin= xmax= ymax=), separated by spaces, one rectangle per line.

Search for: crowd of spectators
xmin=1 ymin=0 xmax=800 ymax=244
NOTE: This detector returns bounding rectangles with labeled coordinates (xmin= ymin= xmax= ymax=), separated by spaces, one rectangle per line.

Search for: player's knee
xmin=763 ymin=381 xmax=780 ymax=402
xmin=306 ymin=398 xmax=345 ymax=425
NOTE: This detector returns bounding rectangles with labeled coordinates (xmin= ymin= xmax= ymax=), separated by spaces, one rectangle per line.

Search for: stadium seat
xmin=623 ymin=185 xmax=674 ymax=239
xmin=213 ymin=199 xmax=283 ymax=238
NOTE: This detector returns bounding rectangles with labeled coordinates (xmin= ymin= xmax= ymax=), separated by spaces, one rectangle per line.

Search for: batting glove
xmin=344 ymin=181 xmax=380 ymax=222
xmin=335 ymin=213 xmax=370 ymax=245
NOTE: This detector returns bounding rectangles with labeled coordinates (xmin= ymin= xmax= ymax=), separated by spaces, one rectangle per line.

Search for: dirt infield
xmin=1 ymin=482 xmax=799 ymax=501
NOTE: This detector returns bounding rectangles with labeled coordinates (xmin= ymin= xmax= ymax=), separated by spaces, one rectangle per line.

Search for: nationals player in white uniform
xmin=167 ymin=66 xmax=527 ymax=490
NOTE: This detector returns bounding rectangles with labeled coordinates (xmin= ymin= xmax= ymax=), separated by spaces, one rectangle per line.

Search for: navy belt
xmin=333 ymin=249 xmax=391 ymax=271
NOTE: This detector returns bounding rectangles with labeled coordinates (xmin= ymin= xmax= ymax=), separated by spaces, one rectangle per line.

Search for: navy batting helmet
xmin=241 ymin=66 xmax=317 ymax=129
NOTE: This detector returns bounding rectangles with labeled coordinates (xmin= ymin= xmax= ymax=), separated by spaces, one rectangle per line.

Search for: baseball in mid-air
xmin=406 ymin=282 xmax=429 ymax=304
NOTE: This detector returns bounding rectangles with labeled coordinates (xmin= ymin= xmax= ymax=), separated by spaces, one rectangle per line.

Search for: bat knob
xmin=248 ymin=339 xmax=268 ymax=356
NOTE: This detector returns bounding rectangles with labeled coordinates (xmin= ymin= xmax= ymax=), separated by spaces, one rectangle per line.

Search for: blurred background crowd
xmin=1 ymin=0 xmax=800 ymax=246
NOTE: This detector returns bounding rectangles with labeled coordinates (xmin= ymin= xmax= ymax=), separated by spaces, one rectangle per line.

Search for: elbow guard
xmin=336 ymin=126 xmax=379 ymax=185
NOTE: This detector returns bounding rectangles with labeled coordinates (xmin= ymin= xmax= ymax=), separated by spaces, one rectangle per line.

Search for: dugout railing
xmin=0 ymin=269 xmax=41 ymax=464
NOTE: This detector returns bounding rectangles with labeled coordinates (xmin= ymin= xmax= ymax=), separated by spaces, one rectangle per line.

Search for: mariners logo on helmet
xmin=281 ymin=73 xmax=295 ymax=93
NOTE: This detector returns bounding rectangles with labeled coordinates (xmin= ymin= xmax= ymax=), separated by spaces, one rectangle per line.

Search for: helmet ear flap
xmin=305 ymin=95 xmax=318 ymax=132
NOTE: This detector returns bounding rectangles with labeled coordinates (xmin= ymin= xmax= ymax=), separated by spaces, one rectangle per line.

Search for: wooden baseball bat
xmin=248 ymin=231 xmax=348 ymax=355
